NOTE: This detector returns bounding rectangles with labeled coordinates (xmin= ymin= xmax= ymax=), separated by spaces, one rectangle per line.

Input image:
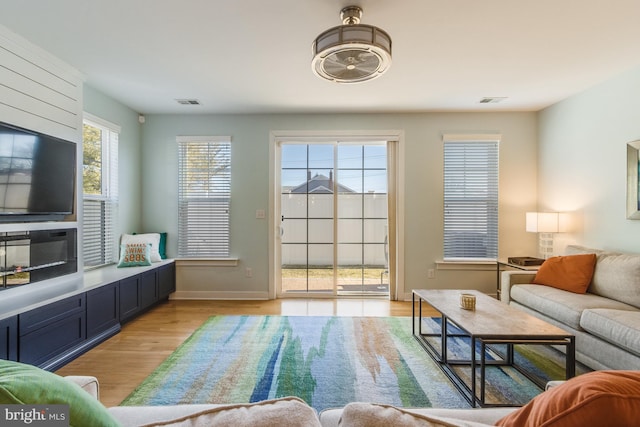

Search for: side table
xmin=496 ymin=260 xmax=541 ymax=300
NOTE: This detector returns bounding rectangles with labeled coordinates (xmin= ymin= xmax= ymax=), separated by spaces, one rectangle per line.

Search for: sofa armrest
xmin=500 ymin=271 xmax=536 ymax=303
xmin=545 ymin=380 xmax=566 ymax=390
xmin=64 ymin=376 xmax=100 ymax=400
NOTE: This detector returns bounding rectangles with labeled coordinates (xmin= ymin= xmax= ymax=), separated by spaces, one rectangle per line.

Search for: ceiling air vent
xmin=479 ymin=97 xmax=507 ymax=104
xmin=176 ymin=99 xmax=201 ymax=105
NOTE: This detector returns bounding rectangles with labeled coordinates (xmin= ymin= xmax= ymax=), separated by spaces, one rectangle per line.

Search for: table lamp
xmin=526 ymin=212 xmax=559 ymax=259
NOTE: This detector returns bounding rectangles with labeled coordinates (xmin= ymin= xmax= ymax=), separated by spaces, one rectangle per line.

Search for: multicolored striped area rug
xmin=120 ymin=315 xmax=574 ymax=411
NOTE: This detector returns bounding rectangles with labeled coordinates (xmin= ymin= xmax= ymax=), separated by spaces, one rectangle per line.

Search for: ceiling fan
xmin=311 ymin=6 xmax=392 ymax=84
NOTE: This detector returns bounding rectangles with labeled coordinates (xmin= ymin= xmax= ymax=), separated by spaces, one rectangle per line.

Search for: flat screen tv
xmin=0 ymin=122 xmax=76 ymax=221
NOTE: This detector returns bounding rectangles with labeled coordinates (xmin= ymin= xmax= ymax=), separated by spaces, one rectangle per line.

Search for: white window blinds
xmin=443 ymin=134 xmax=499 ymax=261
xmin=82 ymin=115 xmax=119 ymax=267
xmin=177 ymin=136 xmax=231 ymax=257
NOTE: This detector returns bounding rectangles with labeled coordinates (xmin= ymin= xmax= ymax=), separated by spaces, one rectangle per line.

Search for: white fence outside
xmin=281 ymin=193 xmax=388 ymax=266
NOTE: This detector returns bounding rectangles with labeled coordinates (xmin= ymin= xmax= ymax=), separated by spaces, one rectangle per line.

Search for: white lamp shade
xmin=526 ymin=212 xmax=560 ymax=233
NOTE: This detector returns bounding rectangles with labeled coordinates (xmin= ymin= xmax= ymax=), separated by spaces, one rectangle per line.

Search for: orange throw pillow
xmin=532 ymin=253 xmax=596 ymax=294
xmin=496 ymin=371 xmax=640 ymax=427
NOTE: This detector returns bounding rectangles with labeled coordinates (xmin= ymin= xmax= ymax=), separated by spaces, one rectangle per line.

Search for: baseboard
xmin=170 ymin=290 xmax=270 ymax=300
xmin=40 ymin=324 xmax=121 ymax=372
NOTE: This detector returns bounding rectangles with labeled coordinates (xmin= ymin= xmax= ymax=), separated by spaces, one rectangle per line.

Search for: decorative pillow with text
xmin=121 ymin=233 xmax=162 ymax=262
xmin=117 ymin=243 xmax=152 ymax=267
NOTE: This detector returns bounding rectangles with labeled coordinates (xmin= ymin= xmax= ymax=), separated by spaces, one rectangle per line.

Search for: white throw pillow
xmin=337 ymin=403 xmax=493 ymax=427
xmin=138 ymin=397 xmax=321 ymax=427
xmin=121 ymin=233 xmax=161 ymax=262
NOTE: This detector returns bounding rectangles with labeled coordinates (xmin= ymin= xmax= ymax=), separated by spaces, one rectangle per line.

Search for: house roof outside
xmin=288 ymin=172 xmax=355 ymax=194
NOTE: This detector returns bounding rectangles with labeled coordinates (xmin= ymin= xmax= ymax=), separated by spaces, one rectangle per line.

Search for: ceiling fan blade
xmin=322 ymin=49 xmax=379 ymax=78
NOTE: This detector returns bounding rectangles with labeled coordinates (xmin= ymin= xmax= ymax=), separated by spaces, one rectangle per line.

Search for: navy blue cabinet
xmin=86 ymin=281 xmax=120 ymax=339
xmin=13 ymin=261 xmax=175 ymax=370
xmin=119 ymin=276 xmax=141 ymax=322
xmin=18 ymin=295 xmax=85 ymax=369
xmin=119 ymin=272 xmax=157 ymax=323
xmin=158 ymin=263 xmax=176 ymax=298
xmin=120 ymin=264 xmax=175 ymax=323
xmin=140 ymin=270 xmax=158 ymax=311
xmin=0 ymin=316 xmax=17 ymax=361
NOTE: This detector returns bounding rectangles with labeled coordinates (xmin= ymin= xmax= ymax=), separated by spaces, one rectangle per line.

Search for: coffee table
xmin=412 ymin=289 xmax=575 ymax=407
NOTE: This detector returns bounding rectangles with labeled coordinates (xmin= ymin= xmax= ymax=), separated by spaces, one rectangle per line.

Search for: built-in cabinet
xmin=19 ymin=294 xmax=86 ymax=368
xmin=0 ymin=26 xmax=178 ymax=372
xmin=0 ymin=261 xmax=175 ymax=371
xmin=119 ymin=263 xmax=175 ymax=323
xmin=158 ymin=265 xmax=175 ymax=298
xmin=86 ymin=282 xmax=119 ymax=339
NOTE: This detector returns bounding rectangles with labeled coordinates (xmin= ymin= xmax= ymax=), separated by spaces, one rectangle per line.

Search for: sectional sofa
xmin=501 ymin=245 xmax=640 ymax=371
xmin=17 ymin=370 xmax=640 ymax=427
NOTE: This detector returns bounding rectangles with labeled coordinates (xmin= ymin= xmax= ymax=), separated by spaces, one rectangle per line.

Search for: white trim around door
xmin=268 ymin=130 xmax=405 ymax=300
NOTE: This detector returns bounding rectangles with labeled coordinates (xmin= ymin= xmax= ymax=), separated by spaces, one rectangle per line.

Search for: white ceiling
xmin=2 ymin=0 xmax=640 ymax=114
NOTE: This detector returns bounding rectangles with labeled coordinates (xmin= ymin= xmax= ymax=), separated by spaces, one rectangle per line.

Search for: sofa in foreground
xmin=1 ymin=359 xmax=640 ymax=426
xmin=501 ymin=245 xmax=640 ymax=371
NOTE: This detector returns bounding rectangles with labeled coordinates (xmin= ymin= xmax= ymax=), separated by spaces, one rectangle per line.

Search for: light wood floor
xmin=55 ymin=298 xmax=433 ymax=407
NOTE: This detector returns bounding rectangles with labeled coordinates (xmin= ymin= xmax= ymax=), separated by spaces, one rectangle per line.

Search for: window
xmin=177 ymin=136 xmax=231 ymax=257
xmin=82 ymin=114 xmax=119 ymax=267
xmin=443 ymin=134 xmax=499 ymax=261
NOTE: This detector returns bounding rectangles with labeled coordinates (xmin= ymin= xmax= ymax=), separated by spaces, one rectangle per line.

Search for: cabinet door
xmin=18 ymin=295 xmax=86 ymax=367
xmin=0 ymin=316 xmax=17 ymax=361
xmin=19 ymin=295 xmax=84 ymax=337
xmin=158 ymin=263 xmax=176 ymax=298
xmin=139 ymin=270 xmax=157 ymax=310
xmin=87 ymin=282 xmax=119 ymax=338
xmin=119 ymin=276 xmax=140 ymax=322
xmin=19 ymin=314 xmax=85 ymax=367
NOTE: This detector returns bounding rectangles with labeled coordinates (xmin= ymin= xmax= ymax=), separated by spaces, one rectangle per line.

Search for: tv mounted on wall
xmin=0 ymin=122 xmax=76 ymax=221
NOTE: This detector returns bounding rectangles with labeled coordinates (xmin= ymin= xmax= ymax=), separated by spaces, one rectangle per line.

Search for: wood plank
xmin=55 ymin=298 xmax=428 ymax=407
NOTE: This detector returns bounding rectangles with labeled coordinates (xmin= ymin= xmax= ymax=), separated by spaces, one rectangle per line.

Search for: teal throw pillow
xmin=117 ymin=243 xmax=152 ymax=268
xmin=158 ymin=232 xmax=167 ymax=259
xmin=0 ymin=359 xmax=120 ymax=427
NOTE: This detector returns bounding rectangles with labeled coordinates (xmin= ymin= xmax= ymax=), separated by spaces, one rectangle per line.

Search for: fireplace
xmin=0 ymin=228 xmax=77 ymax=290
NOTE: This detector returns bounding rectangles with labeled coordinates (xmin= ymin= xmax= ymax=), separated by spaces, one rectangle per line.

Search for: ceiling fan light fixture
xmin=312 ymin=6 xmax=392 ymax=84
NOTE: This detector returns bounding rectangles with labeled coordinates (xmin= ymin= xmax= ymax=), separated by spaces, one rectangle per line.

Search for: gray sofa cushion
xmin=580 ymin=309 xmax=640 ymax=357
xmin=588 ymin=253 xmax=640 ymax=308
xmin=564 ymin=245 xmax=605 ymax=256
xmin=567 ymin=245 xmax=640 ymax=308
xmin=510 ymin=284 xmax=636 ymax=330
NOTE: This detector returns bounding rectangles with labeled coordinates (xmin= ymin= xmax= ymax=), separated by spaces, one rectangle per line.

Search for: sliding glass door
xmin=279 ymin=142 xmax=388 ymax=296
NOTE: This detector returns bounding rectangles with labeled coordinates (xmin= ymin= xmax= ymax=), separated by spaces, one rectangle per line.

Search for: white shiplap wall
xmin=0 ymin=25 xmax=85 ymax=298
xmin=0 ymin=25 xmax=83 ymax=142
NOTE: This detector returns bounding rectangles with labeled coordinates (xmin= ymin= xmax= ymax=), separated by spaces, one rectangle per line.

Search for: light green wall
xmin=141 ymin=112 xmax=538 ymax=298
xmin=86 ymin=57 xmax=640 ymax=298
xmin=82 ymin=84 xmax=143 ymax=239
xmin=538 ymin=66 xmax=640 ymax=253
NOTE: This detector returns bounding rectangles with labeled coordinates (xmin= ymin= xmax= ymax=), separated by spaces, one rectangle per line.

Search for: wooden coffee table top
xmin=414 ymin=289 xmax=572 ymax=339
